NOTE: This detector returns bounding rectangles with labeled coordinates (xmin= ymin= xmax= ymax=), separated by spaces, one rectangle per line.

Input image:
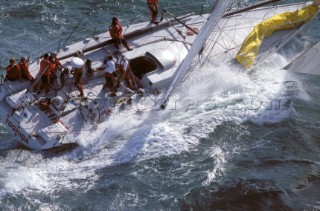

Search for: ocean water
xmin=1 ymin=0 xmax=320 ymax=210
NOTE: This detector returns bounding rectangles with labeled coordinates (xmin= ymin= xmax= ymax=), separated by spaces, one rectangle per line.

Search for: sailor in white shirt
xmin=102 ymin=56 xmax=116 ymax=95
xmin=117 ymin=55 xmax=133 ymax=89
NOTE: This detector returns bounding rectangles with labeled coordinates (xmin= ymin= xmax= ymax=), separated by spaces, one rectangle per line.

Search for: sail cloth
xmin=160 ymin=0 xmax=232 ymax=108
xmin=236 ymin=4 xmax=319 ymax=69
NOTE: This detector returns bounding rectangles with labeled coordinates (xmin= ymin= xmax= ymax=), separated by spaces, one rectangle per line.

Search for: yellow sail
xmin=236 ymin=4 xmax=319 ymax=69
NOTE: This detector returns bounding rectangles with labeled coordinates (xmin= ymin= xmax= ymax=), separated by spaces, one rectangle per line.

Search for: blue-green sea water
xmin=0 ymin=0 xmax=320 ymax=210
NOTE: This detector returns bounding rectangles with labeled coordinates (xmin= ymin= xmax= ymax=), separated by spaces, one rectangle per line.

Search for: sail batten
xmin=160 ymin=0 xmax=232 ymax=109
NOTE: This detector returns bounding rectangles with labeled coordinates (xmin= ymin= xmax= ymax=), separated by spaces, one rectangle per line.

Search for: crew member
xmin=51 ymin=52 xmax=66 ymax=87
xmin=109 ymin=17 xmax=132 ymax=51
xmin=39 ymin=53 xmax=52 ymax=94
xmin=6 ymin=57 xmax=21 ymax=81
xmin=97 ymin=56 xmax=117 ymax=96
xmin=51 ymin=52 xmax=63 ymax=70
xmin=147 ymin=0 xmax=159 ymax=24
xmin=117 ymin=55 xmax=133 ymax=90
xmin=85 ymin=58 xmax=94 ymax=77
xmin=48 ymin=55 xmax=58 ymax=86
xmin=72 ymin=65 xmax=84 ymax=97
xmin=19 ymin=57 xmax=34 ymax=83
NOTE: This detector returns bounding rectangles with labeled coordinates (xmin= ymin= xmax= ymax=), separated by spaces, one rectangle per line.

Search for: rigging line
xmin=208 ymin=45 xmax=240 ymax=59
xmin=223 ymin=0 xmax=282 ymax=17
xmin=58 ymin=17 xmax=87 ymax=53
xmin=173 ymin=59 xmax=201 ymax=92
xmin=176 ymin=18 xmax=230 ymax=90
xmin=164 ymin=6 xmax=230 ymax=99
xmin=143 ymin=89 xmax=157 ymax=104
xmin=200 ymin=0 xmax=206 ymax=16
xmin=164 ymin=17 xmax=186 ymax=40
xmin=28 ymin=64 xmax=51 ymax=93
xmin=161 ymin=0 xmax=232 ymax=109
xmin=218 ymin=19 xmax=239 ymax=49
xmin=163 ymin=9 xmax=199 ymax=35
xmin=28 ymin=29 xmax=92 ymax=59
xmin=207 ymin=19 xmax=230 ymax=52
xmin=24 ymin=30 xmax=83 ymax=62
xmin=58 ymin=85 xmax=76 ymax=118
xmin=123 ymin=17 xmax=136 ymax=34
xmin=56 ymin=39 xmax=62 ymax=55
xmin=164 ymin=2 xmax=208 ymax=10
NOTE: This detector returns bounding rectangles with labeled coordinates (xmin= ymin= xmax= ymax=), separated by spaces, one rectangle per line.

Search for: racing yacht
xmin=0 ymin=0 xmax=318 ymax=150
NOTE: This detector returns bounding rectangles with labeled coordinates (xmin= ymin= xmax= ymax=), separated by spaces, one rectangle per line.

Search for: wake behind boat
xmin=0 ymin=0 xmax=318 ymax=150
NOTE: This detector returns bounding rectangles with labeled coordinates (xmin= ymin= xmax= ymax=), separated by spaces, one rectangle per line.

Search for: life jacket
xmin=19 ymin=62 xmax=34 ymax=81
xmin=50 ymin=63 xmax=58 ymax=75
xmin=40 ymin=59 xmax=52 ymax=76
xmin=147 ymin=0 xmax=158 ymax=3
xmin=19 ymin=62 xmax=27 ymax=73
xmin=6 ymin=64 xmax=21 ymax=80
xmin=54 ymin=58 xmax=63 ymax=69
xmin=109 ymin=24 xmax=123 ymax=39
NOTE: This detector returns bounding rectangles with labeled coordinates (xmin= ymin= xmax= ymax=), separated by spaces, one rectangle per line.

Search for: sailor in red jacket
xmin=6 ymin=57 xmax=21 ymax=81
xmin=39 ymin=53 xmax=53 ymax=94
xmin=19 ymin=57 xmax=34 ymax=83
xmin=109 ymin=17 xmax=132 ymax=51
xmin=50 ymin=52 xmax=66 ymax=87
xmin=147 ymin=0 xmax=159 ymax=24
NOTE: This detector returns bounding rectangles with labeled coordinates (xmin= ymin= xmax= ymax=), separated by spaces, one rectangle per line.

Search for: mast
xmin=160 ymin=0 xmax=232 ymax=109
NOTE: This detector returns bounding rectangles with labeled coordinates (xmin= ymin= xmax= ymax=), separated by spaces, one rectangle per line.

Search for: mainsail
xmin=160 ymin=0 xmax=232 ymax=109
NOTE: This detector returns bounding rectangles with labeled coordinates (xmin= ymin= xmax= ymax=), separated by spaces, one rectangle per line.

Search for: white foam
xmin=0 ymin=158 xmax=48 ymax=197
xmin=136 ymin=122 xmax=199 ymax=160
xmin=203 ymin=146 xmax=227 ymax=185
